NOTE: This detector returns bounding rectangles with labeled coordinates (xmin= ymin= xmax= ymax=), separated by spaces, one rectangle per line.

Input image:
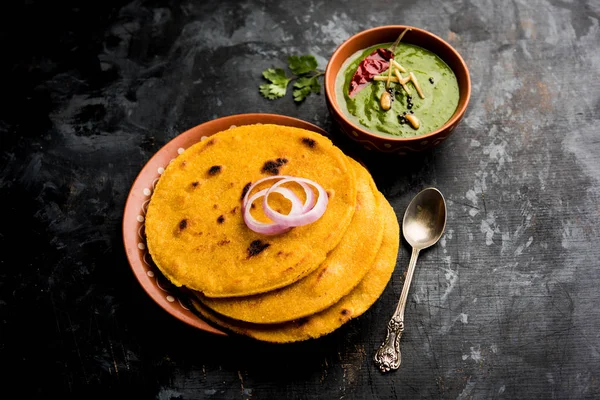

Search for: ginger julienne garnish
xmin=391 ymin=59 xmax=407 ymax=74
xmin=393 ymin=69 xmax=412 ymax=96
xmin=409 ymin=72 xmax=424 ymax=99
xmin=385 ymin=61 xmax=394 ymax=89
xmin=373 ymin=63 xmax=425 ymax=99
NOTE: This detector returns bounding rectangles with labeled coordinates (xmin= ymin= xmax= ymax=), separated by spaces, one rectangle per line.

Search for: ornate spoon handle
xmin=374 ymin=247 xmax=420 ymax=373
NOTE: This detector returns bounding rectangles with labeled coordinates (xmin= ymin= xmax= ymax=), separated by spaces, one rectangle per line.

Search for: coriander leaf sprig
xmin=288 ymin=55 xmax=318 ymax=75
xmin=259 ymin=55 xmax=323 ymax=102
xmin=259 ymin=68 xmax=291 ymax=100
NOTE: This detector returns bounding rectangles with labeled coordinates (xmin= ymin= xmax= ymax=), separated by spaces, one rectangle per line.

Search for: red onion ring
xmin=243 ymin=187 xmax=303 ymax=235
xmin=299 ymin=181 xmax=315 ymax=212
xmin=242 ymin=175 xmax=314 ymax=211
xmin=262 ymin=177 xmax=328 ymax=228
xmin=241 ymin=175 xmax=328 ymax=235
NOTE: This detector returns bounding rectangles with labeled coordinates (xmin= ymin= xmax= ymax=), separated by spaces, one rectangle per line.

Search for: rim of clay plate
xmin=122 ymin=113 xmax=328 ymax=333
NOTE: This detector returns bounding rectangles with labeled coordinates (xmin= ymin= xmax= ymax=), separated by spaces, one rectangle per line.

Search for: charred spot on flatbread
xmin=174 ymin=219 xmax=190 ymax=236
xmin=241 ymin=182 xmax=252 ymax=200
xmin=217 ymin=215 xmax=225 ymax=224
xmin=179 ymin=219 xmax=188 ymax=230
xmin=339 ymin=308 xmax=353 ymax=322
xmin=191 ymin=181 xmax=200 ymax=188
xmin=195 ymin=138 xmax=216 ymax=155
xmin=247 ymin=240 xmax=270 ymax=258
xmin=302 ymin=138 xmax=316 ymax=148
xmin=230 ymin=206 xmax=238 ymax=215
xmin=208 ymin=165 xmax=222 ymax=176
xmin=261 ymin=158 xmax=288 ymax=175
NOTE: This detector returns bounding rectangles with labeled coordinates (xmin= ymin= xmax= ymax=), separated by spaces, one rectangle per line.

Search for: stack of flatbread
xmin=145 ymin=124 xmax=399 ymax=342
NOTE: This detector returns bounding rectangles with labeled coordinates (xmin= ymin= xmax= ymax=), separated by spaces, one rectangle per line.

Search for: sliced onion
xmin=242 ymin=175 xmax=314 ymax=214
xmin=242 ymin=175 xmax=329 ymax=235
xmin=299 ymin=181 xmax=316 ymax=212
xmin=242 ymin=176 xmax=289 ymax=209
xmin=242 ymin=175 xmax=315 ymax=212
xmin=263 ymin=177 xmax=328 ymax=228
xmin=243 ymin=187 xmax=303 ymax=235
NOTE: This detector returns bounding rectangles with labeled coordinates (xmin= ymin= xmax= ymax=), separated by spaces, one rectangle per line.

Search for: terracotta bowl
xmin=325 ymin=25 xmax=471 ymax=154
xmin=122 ymin=113 xmax=328 ymax=334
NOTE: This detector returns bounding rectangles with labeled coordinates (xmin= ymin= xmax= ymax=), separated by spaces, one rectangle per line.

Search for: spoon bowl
xmin=374 ymin=187 xmax=447 ymax=372
xmin=403 ymin=188 xmax=447 ymax=250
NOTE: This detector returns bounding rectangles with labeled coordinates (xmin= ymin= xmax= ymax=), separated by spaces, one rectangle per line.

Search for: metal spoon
xmin=374 ymin=187 xmax=447 ymax=373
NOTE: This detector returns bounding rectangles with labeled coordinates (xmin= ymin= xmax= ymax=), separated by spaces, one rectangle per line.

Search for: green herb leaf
xmin=293 ymin=76 xmax=321 ymax=102
xmin=262 ymin=68 xmax=291 ymax=85
xmin=292 ymin=86 xmax=312 ymax=102
xmin=260 ymin=68 xmax=292 ymax=99
xmin=259 ymin=56 xmax=323 ymax=102
xmin=288 ymin=55 xmax=318 ymax=75
xmin=259 ymin=84 xmax=281 ymax=100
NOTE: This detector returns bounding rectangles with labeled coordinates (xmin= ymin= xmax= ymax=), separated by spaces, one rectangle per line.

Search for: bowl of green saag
xmin=325 ymin=25 xmax=471 ymax=154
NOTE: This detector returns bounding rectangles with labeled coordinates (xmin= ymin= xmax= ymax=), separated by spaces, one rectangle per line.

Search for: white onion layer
xmin=262 ymin=177 xmax=328 ymax=228
xmin=243 ymin=187 xmax=302 ymax=235
xmin=242 ymin=175 xmax=328 ymax=235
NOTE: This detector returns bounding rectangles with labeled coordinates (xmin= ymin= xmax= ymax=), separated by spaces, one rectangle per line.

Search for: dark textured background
xmin=1 ymin=0 xmax=599 ymax=399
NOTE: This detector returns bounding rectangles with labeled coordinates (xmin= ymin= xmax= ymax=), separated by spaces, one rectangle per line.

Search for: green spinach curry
xmin=335 ymin=42 xmax=459 ymax=138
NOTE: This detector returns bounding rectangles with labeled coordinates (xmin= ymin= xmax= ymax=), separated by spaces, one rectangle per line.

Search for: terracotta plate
xmin=122 ymin=113 xmax=329 ymax=334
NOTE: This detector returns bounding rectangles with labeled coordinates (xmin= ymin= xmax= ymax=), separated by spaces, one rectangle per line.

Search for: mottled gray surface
xmin=1 ymin=0 xmax=600 ymax=399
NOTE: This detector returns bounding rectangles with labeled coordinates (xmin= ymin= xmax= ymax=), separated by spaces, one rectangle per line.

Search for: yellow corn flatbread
xmin=145 ymin=124 xmax=357 ymax=297
xmin=196 ymin=157 xmax=384 ymax=323
xmin=190 ymin=193 xmax=399 ymax=343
